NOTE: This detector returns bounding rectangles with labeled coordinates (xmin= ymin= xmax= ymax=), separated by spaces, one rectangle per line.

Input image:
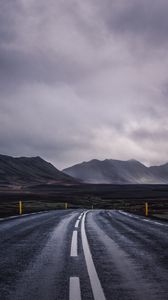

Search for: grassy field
xmin=0 ymin=184 xmax=168 ymax=218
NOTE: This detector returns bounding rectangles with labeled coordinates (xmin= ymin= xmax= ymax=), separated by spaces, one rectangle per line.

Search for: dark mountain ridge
xmin=0 ymin=154 xmax=76 ymax=187
xmin=63 ymin=159 xmax=168 ymax=184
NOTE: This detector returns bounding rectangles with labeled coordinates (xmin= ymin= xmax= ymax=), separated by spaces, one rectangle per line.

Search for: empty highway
xmin=0 ymin=210 xmax=168 ymax=300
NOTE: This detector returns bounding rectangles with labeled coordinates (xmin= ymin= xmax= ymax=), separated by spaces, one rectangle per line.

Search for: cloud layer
xmin=0 ymin=0 xmax=168 ymax=168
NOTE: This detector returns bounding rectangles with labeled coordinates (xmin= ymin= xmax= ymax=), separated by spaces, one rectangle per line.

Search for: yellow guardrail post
xmin=65 ymin=202 xmax=68 ymax=209
xmin=145 ymin=202 xmax=148 ymax=217
xmin=19 ymin=201 xmax=23 ymax=215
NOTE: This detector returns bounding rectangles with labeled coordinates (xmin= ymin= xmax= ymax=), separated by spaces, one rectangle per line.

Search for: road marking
xmin=75 ymin=219 xmax=80 ymax=228
xmin=142 ymin=218 xmax=165 ymax=226
xmin=119 ymin=210 xmax=168 ymax=226
xmin=0 ymin=210 xmax=50 ymax=222
xmin=153 ymin=221 xmax=166 ymax=226
xmin=78 ymin=214 xmax=83 ymax=220
xmin=70 ymin=230 xmax=78 ymax=257
xmin=69 ymin=277 xmax=81 ymax=300
xmin=81 ymin=212 xmax=106 ymax=300
xmin=119 ymin=211 xmax=140 ymax=219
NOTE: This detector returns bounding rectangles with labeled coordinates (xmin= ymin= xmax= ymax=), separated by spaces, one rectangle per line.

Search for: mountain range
xmin=0 ymin=154 xmax=76 ymax=187
xmin=1 ymin=154 xmax=168 ymax=187
xmin=63 ymin=159 xmax=168 ymax=184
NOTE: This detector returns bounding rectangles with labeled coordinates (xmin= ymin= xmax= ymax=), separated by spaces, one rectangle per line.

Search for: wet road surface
xmin=0 ymin=210 xmax=168 ymax=300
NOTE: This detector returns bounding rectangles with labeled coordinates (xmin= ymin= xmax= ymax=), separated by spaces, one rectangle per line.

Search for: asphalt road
xmin=0 ymin=210 xmax=168 ymax=300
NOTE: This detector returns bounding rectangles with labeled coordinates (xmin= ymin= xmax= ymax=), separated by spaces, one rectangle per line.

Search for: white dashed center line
xmin=69 ymin=277 xmax=81 ymax=300
xmin=75 ymin=219 xmax=80 ymax=228
xmin=70 ymin=230 xmax=78 ymax=257
xmin=78 ymin=212 xmax=84 ymax=219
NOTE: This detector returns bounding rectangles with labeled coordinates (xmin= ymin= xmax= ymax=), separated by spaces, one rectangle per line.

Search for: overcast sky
xmin=1 ymin=0 xmax=168 ymax=169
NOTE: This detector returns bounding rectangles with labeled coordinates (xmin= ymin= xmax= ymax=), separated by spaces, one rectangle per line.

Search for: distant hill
xmin=0 ymin=154 xmax=76 ymax=187
xmin=63 ymin=159 xmax=168 ymax=184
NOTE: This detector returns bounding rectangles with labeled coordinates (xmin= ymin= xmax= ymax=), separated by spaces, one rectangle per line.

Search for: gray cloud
xmin=96 ymin=0 xmax=168 ymax=45
xmin=0 ymin=0 xmax=168 ymax=168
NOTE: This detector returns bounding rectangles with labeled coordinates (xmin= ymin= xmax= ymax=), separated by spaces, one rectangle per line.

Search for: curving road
xmin=0 ymin=210 xmax=168 ymax=300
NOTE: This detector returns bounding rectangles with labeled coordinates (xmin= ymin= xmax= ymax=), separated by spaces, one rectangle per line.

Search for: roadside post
xmin=19 ymin=201 xmax=23 ymax=215
xmin=145 ymin=202 xmax=148 ymax=217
